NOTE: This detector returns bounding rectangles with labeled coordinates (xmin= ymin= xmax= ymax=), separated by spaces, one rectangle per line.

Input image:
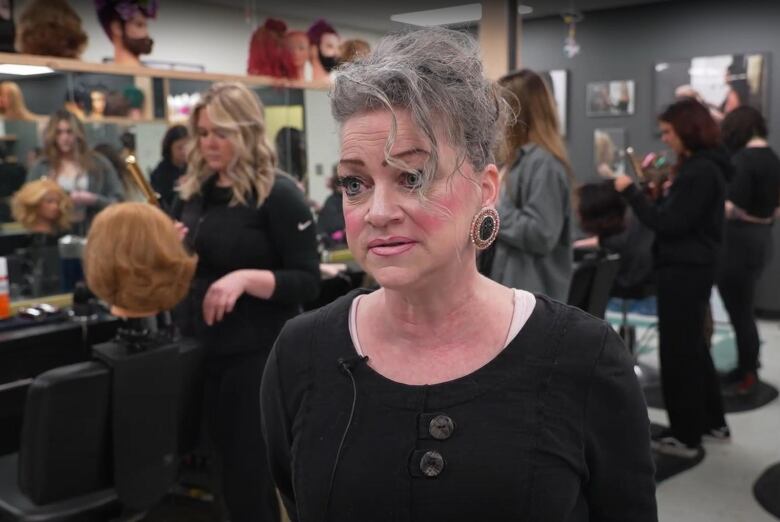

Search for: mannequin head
xmin=307 ymin=19 xmax=340 ymax=80
xmin=284 ymin=30 xmax=310 ymax=79
xmin=17 ymin=0 xmax=88 ymax=58
xmin=95 ymin=0 xmax=157 ymax=66
xmin=11 ymin=179 xmax=72 ymax=234
xmin=339 ymin=39 xmax=370 ymax=64
xmin=84 ymin=202 xmax=196 ymax=316
xmin=90 ymin=89 xmax=107 ymax=117
xmin=247 ymin=18 xmax=295 ymax=78
xmin=0 ymin=81 xmax=36 ymax=120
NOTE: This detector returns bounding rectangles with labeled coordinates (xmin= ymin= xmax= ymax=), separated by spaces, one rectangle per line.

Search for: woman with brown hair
xmin=614 ymin=98 xmax=730 ymax=458
xmin=489 ymin=69 xmax=573 ymax=301
xmin=27 ymin=109 xmax=124 ymax=233
xmin=173 ymin=82 xmax=320 ymax=522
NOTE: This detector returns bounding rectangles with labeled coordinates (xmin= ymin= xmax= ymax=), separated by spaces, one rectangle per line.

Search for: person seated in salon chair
xmin=261 ymin=27 xmax=657 ymax=522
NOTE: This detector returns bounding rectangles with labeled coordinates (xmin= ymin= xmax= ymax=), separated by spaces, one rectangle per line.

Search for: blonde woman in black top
xmin=718 ymin=106 xmax=780 ymax=395
xmin=173 ymin=82 xmax=320 ymax=522
xmin=261 ymin=28 xmax=656 ymax=522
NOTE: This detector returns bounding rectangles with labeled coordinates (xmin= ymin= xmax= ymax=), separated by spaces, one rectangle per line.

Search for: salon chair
xmin=0 ymin=333 xmax=204 ymax=521
xmin=568 ymin=250 xmax=622 ymax=320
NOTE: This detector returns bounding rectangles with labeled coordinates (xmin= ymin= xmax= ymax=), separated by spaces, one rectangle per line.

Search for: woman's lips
xmin=367 ymin=237 xmax=417 ymax=257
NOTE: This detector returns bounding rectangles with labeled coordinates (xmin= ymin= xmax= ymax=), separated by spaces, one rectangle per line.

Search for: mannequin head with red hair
xmin=247 ymin=18 xmax=296 ymax=79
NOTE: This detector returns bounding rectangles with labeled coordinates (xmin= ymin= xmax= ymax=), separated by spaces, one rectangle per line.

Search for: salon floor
xmin=610 ymin=295 xmax=780 ymax=522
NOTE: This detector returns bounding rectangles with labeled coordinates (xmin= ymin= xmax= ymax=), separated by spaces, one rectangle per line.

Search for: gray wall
xmin=521 ymin=0 xmax=780 ymax=182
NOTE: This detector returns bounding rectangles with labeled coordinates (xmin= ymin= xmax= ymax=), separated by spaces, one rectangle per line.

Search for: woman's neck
xmin=216 ymin=171 xmax=232 ymax=187
xmin=29 ymin=220 xmax=54 ymax=234
xmin=372 ymin=264 xmax=512 ymax=350
xmin=747 ymin=137 xmax=769 ymax=148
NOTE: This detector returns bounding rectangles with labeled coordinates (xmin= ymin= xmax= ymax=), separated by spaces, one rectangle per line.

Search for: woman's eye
xmin=337 ymin=176 xmax=366 ymax=197
xmin=401 ymin=170 xmax=423 ymax=190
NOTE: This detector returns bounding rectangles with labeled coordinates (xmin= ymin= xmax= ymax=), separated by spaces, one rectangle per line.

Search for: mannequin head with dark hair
xmin=95 ymin=0 xmax=157 ymax=66
xmin=306 ymin=19 xmax=340 ymax=81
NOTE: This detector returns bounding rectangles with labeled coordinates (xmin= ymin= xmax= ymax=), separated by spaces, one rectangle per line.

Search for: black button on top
xmin=420 ymin=450 xmax=445 ymax=477
xmin=429 ymin=414 xmax=455 ymax=440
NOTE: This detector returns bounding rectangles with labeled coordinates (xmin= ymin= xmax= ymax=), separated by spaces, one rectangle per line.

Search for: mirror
xmin=0 ymin=56 xmax=334 ymax=303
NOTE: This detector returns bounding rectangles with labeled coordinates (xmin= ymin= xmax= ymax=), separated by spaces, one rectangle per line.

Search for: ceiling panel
xmin=199 ymin=0 xmax=675 ymax=33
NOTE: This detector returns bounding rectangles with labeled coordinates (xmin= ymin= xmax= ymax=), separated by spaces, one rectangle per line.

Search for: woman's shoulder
xmin=529 ymin=294 xmax=622 ymax=371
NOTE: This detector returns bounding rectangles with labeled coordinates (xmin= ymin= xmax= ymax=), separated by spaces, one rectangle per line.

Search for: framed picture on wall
xmin=593 ymin=128 xmax=627 ymax=178
xmin=541 ymin=69 xmax=568 ymax=136
xmin=653 ymin=53 xmax=769 ymax=121
xmin=586 ymin=80 xmax=635 ymax=117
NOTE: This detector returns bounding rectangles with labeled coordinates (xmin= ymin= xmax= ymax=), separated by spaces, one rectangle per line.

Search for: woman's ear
xmin=480 ymin=163 xmax=500 ymax=207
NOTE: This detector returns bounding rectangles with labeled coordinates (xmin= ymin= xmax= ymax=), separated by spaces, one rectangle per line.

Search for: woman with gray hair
xmin=261 ymin=28 xmax=656 ymax=521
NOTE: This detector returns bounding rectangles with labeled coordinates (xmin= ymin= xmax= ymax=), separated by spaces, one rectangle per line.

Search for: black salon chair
xmin=568 ymin=250 xmax=622 ymax=320
xmin=0 ymin=337 xmax=204 ymax=521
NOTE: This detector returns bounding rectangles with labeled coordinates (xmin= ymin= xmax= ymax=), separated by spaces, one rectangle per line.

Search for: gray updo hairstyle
xmin=331 ymin=27 xmax=509 ymax=191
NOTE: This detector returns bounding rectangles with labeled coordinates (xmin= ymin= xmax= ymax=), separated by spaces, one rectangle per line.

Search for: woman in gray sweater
xmin=27 ymin=110 xmax=124 ymax=234
xmin=490 ymin=70 xmax=573 ymax=301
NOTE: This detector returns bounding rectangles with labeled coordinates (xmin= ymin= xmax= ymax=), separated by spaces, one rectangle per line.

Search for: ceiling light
xmin=0 ymin=64 xmax=55 ymax=76
xmin=391 ymin=3 xmax=482 ymax=26
xmin=518 ymin=4 xmax=534 ymax=15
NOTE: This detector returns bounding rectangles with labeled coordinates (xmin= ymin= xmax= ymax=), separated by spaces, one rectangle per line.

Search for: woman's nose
xmin=365 ymin=185 xmax=403 ymax=228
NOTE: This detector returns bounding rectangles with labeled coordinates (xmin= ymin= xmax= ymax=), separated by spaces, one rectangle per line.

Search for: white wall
xmin=54 ymin=1 xmax=382 ymax=75
xmin=304 ymin=89 xmax=340 ymax=205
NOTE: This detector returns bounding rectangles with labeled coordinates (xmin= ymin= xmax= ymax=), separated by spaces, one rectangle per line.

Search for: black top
xmin=729 ymin=147 xmax=780 ymax=219
xmin=173 ymin=174 xmax=320 ymax=357
xmin=260 ymin=290 xmax=657 ymax=522
xmin=150 ymin=159 xmax=186 ymax=210
xmin=622 ymin=149 xmax=729 ymax=268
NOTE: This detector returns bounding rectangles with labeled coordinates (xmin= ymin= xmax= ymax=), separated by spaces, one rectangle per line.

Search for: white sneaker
xmin=651 ymin=434 xmax=701 ymax=459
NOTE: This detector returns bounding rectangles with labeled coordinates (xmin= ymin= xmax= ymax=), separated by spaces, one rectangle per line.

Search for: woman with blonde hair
xmin=173 ymin=81 xmax=320 ymax=522
xmin=487 ymin=69 xmax=573 ymax=301
xmin=11 ymin=178 xmax=72 ymax=234
xmin=27 ymin=110 xmax=123 ymax=233
xmin=0 ymin=82 xmax=38 ymax=121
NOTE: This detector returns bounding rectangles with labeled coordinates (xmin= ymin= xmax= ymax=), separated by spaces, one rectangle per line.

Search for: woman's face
xmin=196 ymin=108 xmax=235 ymax=175
xmin=339 ymin=109 xmax=497 ymax=290
xmin=659 ymin=121 xmax=685 ymax=155
xmin=38 ymin=191 xmax=62 ymax=222
xmin=286 ymin=33 xmax=309 ymax=68
xmin=55 ymin=120 xmax=76 ymax=155
xmin=170 ymin=137 xmax=188 ymax=167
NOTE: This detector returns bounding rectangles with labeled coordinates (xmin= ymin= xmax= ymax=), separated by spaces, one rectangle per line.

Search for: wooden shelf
xmin=0 ymin=52 xmax=329 ymax=91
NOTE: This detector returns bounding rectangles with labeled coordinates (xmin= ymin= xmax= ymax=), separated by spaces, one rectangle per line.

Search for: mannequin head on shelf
xmin=307 ymin=19 xmax=340 ymax=81
xmin=84 ymin=202 xmax=196 ymax=317
xmin=247 ymin=18 xmax=296 ymax=79
xmin=0 ymin=81 xmax=37 ymax=121
xmin=90 ymin=89 xmax=107 ymax=118
xmin=17 ymin=0 xmax=88 ymax=59
xmin=11 ymin=179 xmax=73 ymax=234
xmin=284 ymin=30 xmax=310 ymax=80
xmin=95 ymin=0 xmax=158 ymax=67
xmin=339 ymin=39 xmax=370 ymax=65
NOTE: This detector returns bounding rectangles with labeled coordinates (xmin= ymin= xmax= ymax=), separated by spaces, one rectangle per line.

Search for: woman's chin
xmin=370 ymin=266 xmax=429 ymax=292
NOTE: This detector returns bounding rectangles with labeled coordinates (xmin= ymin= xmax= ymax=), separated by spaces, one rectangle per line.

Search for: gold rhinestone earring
xmin=469 ymin=207 xmax=499 ymax=250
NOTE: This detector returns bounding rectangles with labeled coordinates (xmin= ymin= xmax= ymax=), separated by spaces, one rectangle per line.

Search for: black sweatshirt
xmin=260 ymin=290 xmax=658 ymax=522
xmin=622 ymin=148 xmax=729 ymax=268
xmin=729 ymin=147 xmax=780 ymax=218
xmin=173 ymin=174 xmax=320 ymax=357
